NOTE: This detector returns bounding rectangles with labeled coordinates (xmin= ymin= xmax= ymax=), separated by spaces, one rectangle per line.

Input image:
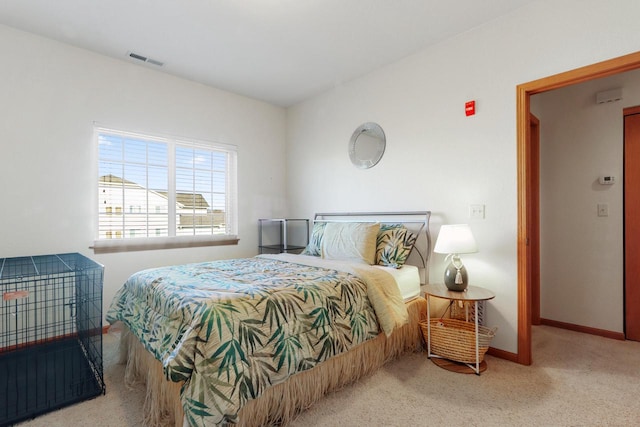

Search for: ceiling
xmin=0 ymin=0 xmax=536 ymax=107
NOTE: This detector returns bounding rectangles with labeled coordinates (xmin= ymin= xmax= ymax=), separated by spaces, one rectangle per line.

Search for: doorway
xmin=517 ymin=51 xmax=640 ymax=365
xmin=624 ymin=106 xmax=640 ymax=341
xmin=528 ymin=114 xmax=540 ymax=326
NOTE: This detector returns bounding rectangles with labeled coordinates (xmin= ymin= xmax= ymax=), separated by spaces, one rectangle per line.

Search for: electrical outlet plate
xmin=469 ymin=204 xmax=485 ymax=219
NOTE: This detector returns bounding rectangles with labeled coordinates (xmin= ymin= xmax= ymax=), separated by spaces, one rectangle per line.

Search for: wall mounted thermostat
xmin=599 ymin=176 xmax=615 ymax=185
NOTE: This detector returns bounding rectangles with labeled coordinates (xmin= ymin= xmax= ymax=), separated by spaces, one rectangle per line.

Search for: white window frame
xmin=92 ymin=126 xmax=238 ymax=253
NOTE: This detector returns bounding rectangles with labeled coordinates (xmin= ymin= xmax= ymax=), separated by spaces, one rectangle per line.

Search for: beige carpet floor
xmin=17 ymin=325 xmax=640 ymax=426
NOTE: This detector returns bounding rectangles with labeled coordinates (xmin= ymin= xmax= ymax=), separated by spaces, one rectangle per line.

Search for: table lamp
xmin=434 ymin=224 xmax=478 ymax=291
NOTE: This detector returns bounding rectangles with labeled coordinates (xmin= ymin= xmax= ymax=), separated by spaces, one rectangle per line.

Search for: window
xmin=94 ymin=127 xmax=237 ymax=253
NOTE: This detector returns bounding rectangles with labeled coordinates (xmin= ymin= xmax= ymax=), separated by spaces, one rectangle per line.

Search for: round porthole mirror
xmin=348 ymin=122 xmax=386 ymax=169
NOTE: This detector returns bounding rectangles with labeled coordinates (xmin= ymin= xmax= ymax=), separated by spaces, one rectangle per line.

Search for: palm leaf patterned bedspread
xmin=106 ymin=254 xmax=405 ymax=426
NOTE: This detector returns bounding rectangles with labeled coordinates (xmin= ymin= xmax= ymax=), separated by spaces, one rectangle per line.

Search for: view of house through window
xmin=97 ymin=128 xmax=236 ymax=240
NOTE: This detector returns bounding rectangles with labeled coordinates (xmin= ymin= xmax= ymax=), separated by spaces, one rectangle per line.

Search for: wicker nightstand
xmin=422 ymin=283 xmax=495 ymax=375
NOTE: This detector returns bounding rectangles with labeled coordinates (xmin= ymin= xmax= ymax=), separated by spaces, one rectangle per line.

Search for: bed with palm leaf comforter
xmin=107 ymin=212 xmax=431 ymax=426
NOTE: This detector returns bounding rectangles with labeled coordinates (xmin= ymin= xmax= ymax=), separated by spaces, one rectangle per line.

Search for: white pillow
xmin=320 ymin=222 xmax=380 ymax=265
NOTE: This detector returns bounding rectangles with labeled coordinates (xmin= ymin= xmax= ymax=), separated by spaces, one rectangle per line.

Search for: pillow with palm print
xmin=375 ymin=224 xmax=417 ymax=268
xmin=300 ymin=221 xmax=327 ymax=256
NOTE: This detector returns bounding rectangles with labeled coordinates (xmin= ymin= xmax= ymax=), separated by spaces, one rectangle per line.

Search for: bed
xmin=107 ymin=211 xmax=431 ymax=426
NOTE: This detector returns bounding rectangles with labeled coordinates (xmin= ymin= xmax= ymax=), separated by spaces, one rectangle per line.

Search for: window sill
xmin=91 ymin=235 xmax=239 ymax=254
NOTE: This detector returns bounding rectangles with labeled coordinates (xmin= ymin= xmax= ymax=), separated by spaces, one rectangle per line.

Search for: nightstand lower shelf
xmin=431 ymin=357 xmax=487 ymax=374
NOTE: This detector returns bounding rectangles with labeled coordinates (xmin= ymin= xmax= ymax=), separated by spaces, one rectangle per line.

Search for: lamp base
xmin=444 ymin=262 xmax=468 ymax=291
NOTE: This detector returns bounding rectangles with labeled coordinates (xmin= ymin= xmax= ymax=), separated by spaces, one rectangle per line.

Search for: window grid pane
xmin=175 ymin=145 xmax=228 ymax=236
xmin=98 ymin=132 xmax=169 ymax=239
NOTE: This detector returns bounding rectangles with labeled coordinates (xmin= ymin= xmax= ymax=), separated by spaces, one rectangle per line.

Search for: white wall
xmin=531 ymin=68 xmax=640 ymax=333
xmin=0 ymin=25 xmax=287 ymax=319
xmin=286 ymin=0 xmax=640 ymax=353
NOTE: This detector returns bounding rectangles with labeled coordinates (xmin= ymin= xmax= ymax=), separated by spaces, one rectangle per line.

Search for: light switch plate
xmin=597 ymin=203 xmax=609 ymax=217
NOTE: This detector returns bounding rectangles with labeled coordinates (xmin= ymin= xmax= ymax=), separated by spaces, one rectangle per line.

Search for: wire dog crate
xmin=0 ymin=253 xmax=105 ymax=426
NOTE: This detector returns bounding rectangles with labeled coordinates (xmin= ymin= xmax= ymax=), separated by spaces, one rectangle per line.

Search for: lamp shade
xmin=433 ymin=224 xmax=478 ymax=254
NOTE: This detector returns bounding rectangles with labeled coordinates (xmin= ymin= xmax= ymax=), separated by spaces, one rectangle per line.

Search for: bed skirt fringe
xmin=120 ymin=327 xmax=185 ymax=427
xmin=118 ymin=296 xmax=427 ymax=426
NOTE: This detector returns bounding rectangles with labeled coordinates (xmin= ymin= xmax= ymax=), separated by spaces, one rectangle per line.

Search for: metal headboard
xmin=313 ymin=211 xmax=432 ymax=283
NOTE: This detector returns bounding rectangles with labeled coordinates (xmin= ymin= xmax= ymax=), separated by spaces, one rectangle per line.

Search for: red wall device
xmin=465 ymin=100 xmax=476 ymax=116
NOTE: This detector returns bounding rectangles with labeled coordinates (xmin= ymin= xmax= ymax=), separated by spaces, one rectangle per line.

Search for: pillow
xmin=320 ymin=222 xmax=380 ymax=265
xmin=375 ymin=224 xmax=417 ymax=268
xmin=300 ymin=221 xmax=327 ymax=256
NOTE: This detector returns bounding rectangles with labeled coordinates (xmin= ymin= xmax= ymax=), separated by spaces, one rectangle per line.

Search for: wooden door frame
xmin=516 ymin=51 xmax=640 ymax=365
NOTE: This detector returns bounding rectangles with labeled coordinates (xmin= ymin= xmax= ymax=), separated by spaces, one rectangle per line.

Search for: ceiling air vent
xmin=127 ymin=51 xmax=164 ymax=67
